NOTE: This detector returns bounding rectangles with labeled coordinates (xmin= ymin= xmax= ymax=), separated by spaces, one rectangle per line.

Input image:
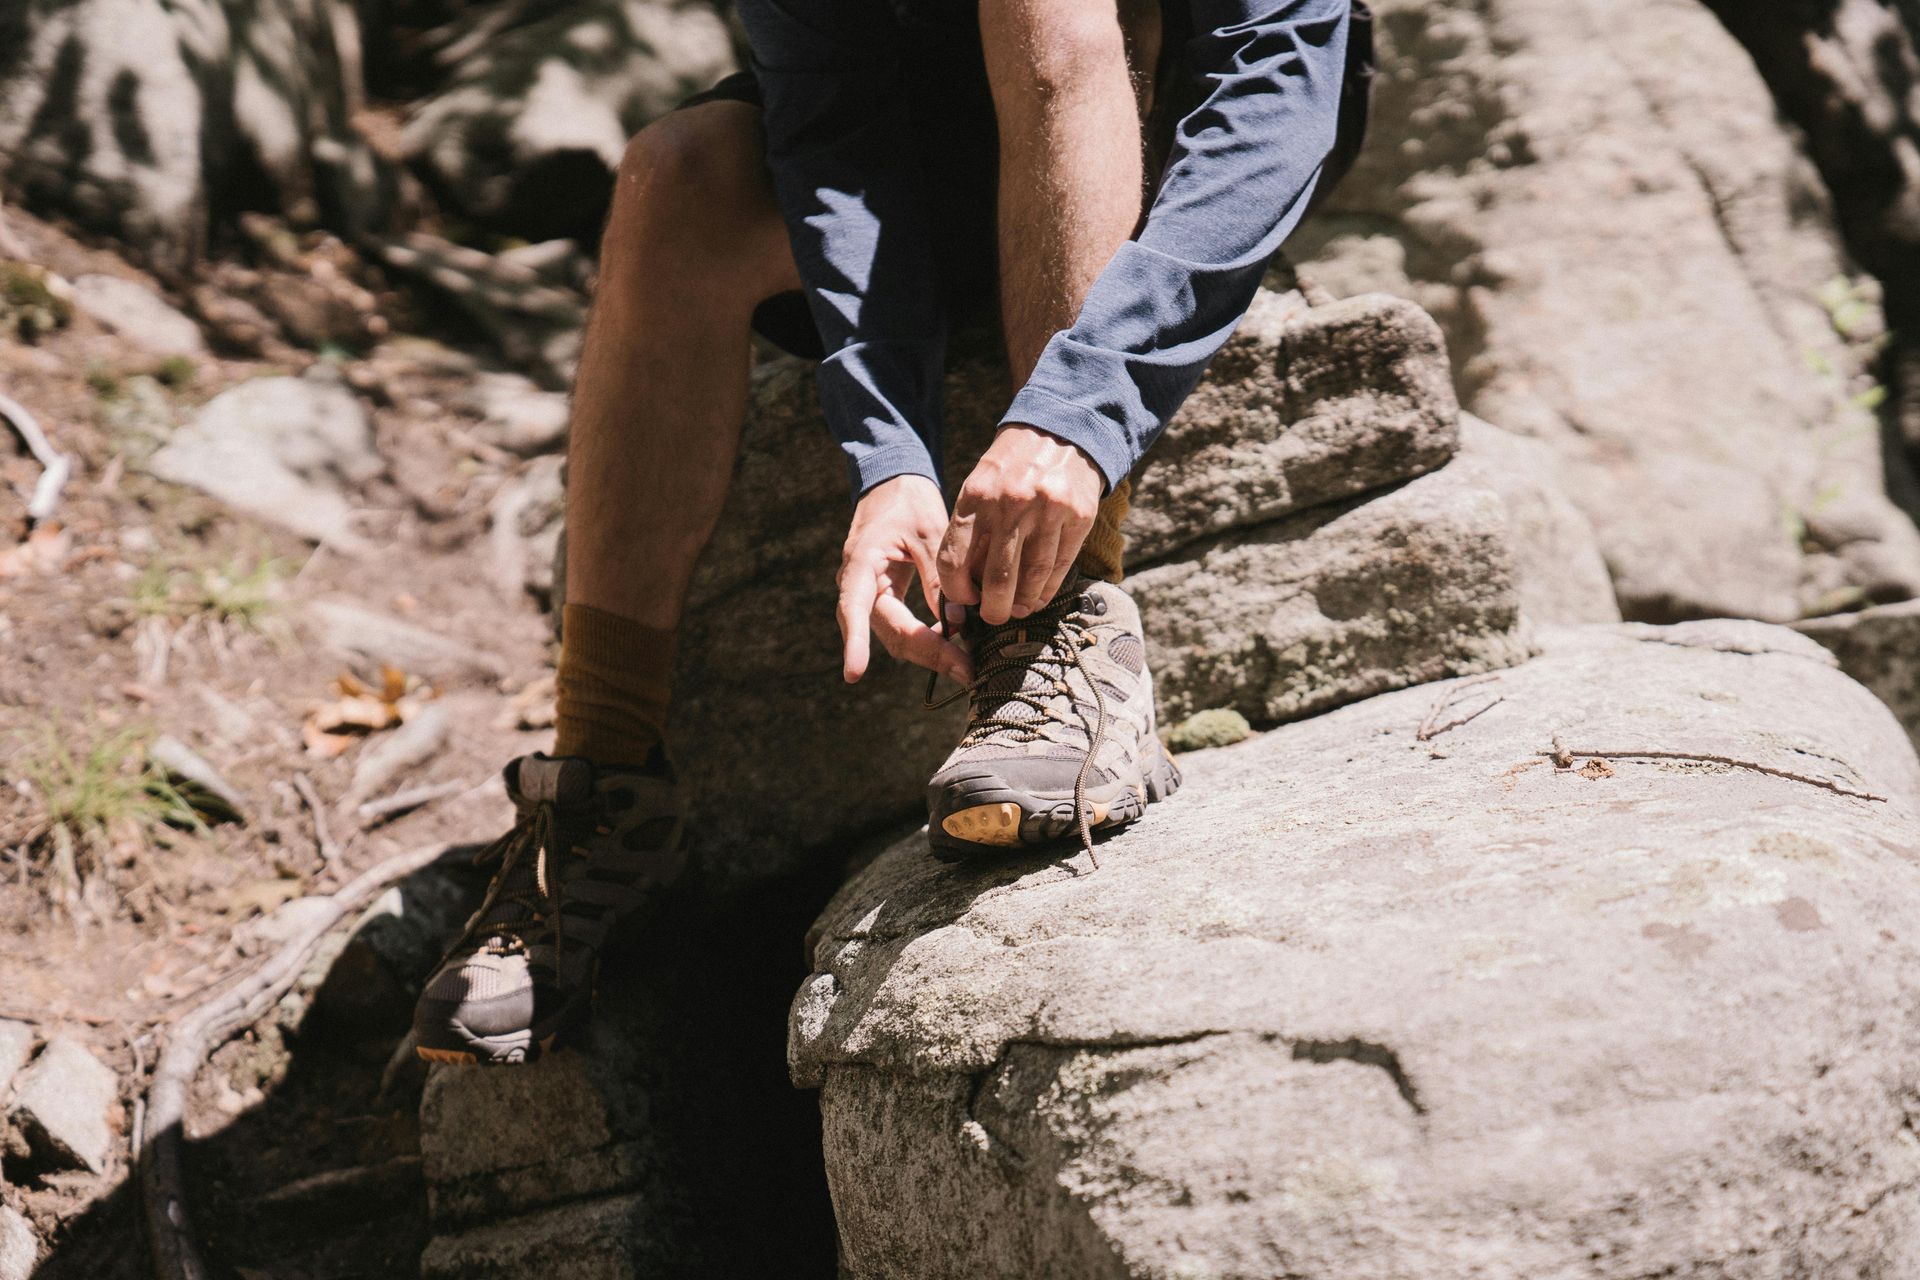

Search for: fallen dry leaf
xmin=301 ymin=665 xmax=436 ymax=756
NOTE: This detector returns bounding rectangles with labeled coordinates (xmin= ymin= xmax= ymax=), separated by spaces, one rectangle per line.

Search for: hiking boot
xmin=413 ymin=752 xmax=686 ymax=1065
xmin=927 ymin=576 xmax=1181 ymax=858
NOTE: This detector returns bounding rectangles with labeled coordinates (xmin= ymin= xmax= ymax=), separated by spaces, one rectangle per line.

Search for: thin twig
xmin=0 ymin=392 xmax=74 ymax=524
xmin=357 ymin=778 xmax=467 ymax=828
xmin=1422 ymin=695 xmax=1504 ymax=742
xmin=141 ymin=841 xmax=456 ymax=1280
xmin=291 ymin=773 xmax=342 ymax=864
xmin=1539 ymin=746 xmax=1886 ymax=802
xmin=1417 ymin=673 xmax=1502 ymax=742
xmin=0 ymin=200 xmax=27 ymax=259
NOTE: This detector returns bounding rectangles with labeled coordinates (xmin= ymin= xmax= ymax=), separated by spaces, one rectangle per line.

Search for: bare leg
xmin=564 ymin=101 xmax=801 ymax=630
xmin=979 ymin=0 xmax=1161 ymax=584
xmin=981 ymin=0 xmax=1160 ymax=386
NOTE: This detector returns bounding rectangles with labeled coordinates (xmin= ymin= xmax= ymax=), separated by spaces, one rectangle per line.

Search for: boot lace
xmin=460 ymin=800 xmax=575 ymax=961
xmin=925 ymin=590 xmax=1110 ymax=867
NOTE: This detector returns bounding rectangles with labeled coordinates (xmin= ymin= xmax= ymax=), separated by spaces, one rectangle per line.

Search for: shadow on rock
xmin=27 ymin=836 xmax=840 ymax=1277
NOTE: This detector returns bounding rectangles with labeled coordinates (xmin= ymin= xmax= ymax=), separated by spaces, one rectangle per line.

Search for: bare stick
xmin=1538 ymin=746 xmax=1886 ymax=802
xmin=0 ymin=198 xmax=26 ymax=259
xmin=0 ymin=392 xmax=74 ymax=524
xmin=357 ymin=778 xmax=467 ymax=828
xmin=1422 ymin=696 xmax=1504 ymax=742
xmin=1417 ymin=674 xmax=1501 ymax=742
xmin=141 ymin=841 xmax=456 ymax=1280
xmin=291 ymin=773 xmax=343 ymax=864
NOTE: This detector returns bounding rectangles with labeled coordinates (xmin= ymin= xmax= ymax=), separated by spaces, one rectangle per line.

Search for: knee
xmin=604 ymin=106 xmax=765 ymax=259
xmin=983 ymin=0 xmax=1132 ymax=107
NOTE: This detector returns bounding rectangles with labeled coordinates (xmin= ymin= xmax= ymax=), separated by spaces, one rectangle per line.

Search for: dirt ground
xmin=0 ymin=204 xmax=563 ymax=1276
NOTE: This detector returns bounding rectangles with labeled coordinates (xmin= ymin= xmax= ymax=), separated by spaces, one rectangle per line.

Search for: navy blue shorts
xmin=676 ymin=1 xmax=1373 ymax=361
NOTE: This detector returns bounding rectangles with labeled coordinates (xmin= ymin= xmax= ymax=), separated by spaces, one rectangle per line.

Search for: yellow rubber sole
xmin=416 ymin=1045 xmax=476 ymax=1065
xmin=939 ymin=800 xmax=1111 ymax=847
xmin=940 ymin=802 xmax=1025 ymax=846
xmin=415 ymin=1033 xmax=557 ymax=1066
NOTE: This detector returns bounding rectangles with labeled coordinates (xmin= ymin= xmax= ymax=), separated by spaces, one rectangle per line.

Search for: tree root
xmin=0 ymin=391 xmax=74 ymax=524
xmin=140 ymin=841 xmax=456 ymax=1280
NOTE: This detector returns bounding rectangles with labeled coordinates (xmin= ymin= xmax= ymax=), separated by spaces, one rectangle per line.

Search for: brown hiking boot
xmin=927 ymin=576 xmax=1181 ymax=859
xmin=413 ymin=753 xmax=686 ymax=1065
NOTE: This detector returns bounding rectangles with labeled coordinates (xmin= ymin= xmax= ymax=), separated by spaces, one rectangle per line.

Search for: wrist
xmin=858 ymin=472 xmax=942 ymax=510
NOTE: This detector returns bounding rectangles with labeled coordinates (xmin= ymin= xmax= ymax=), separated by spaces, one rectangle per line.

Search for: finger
xmin=837 ymin=562 xmax=880 ymax=683
xmin=1040 ymin=506 xmax=1097 ymax=608
xmin=978 ymin=517 xmax=1025 ymax=626
xmin=937 ymin=509 xmax=983 ymax=607
xmin=874 ymin=594 xmax=972 ymax=683
xmin=1011 ymin=521 xmax=1063 ymax=619
xmin=905 ymin=533 xmax=944 ymax=619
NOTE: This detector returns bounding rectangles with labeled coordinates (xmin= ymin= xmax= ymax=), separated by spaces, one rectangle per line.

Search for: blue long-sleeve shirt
xmin=738 ymin=0 xmax=1351 ymax=497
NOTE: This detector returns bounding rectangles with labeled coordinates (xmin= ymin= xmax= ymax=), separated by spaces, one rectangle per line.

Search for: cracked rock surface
xmin=792 ymin=621 xmax=1920 ymax=1278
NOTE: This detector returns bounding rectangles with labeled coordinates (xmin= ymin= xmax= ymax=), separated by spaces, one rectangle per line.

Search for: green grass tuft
xmin=129 ymin=548 xmax=288 ymax=629
xmin=18 ymin=722 xmax=204 ymax=852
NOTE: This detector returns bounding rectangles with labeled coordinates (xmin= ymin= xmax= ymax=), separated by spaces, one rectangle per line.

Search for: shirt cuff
xmin=848 ymin=442 xmax=942 ymax=501
xmin=999 ymin=386 xmax=1135 ymax=494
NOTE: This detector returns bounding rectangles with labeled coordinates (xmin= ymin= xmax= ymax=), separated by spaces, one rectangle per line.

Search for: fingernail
xmin=1011 ymin=605 xmax=1031 ymax=619
xmin=943 ymin=602 xmax=966 ymax=628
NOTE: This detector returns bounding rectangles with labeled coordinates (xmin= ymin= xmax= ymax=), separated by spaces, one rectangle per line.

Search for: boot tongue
xmin=510 ymin=755 xmax=594 ymax=806
xmin=965 ymin=587 xmax=1089 ymax=730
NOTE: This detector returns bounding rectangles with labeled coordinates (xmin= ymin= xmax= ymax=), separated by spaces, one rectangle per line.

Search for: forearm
xmin=1003 ymin=0 xmax=1351 ymax=490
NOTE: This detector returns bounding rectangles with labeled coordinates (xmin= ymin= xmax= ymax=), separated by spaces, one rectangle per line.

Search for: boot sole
xmin=416 ymin=1033 xmax=559 ymax=1067
xmin=929 ymin=741 xmax=1183 ymax=859
xmin=413 ymin=990 xmax=589 ymax=1067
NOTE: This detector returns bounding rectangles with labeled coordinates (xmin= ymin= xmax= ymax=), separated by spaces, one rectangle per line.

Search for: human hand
xmin=937 ymin=425 xmax=1103 ymax=625
xmin=838 ymin=474 xmax=974 ymax=685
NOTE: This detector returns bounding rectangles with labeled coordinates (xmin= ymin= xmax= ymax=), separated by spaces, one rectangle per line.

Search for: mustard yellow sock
xmin=553 ymin=603 xmax=675 ymax=767
xmin=1075 ymin=476 xmax=1131 ymax=584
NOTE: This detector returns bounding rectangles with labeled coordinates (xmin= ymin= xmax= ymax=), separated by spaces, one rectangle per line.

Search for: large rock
xmin=399 ymin=0 xmax=736 ymax=243
xmin=1696 ymin=0 xmax=1920 ymax=455
xmin=792 ymin=622 xmax=1920 ymax=1278
xmin=1288 ymin=0 xmax=1920 ymax=622
xmin=1795 ymin=599 xmax=1920 ymax=753
xmin=1120 ymin=290 xmax=1458 ymax=564
xmin=1132 ymin=463 xmax=1533 ymax=725
xmin=639 ymin=290 xmax=1469 ymax=889
xmin=146 ymin=368 xmax=383 ymax=551
xmin=1451 ymin=414 xmax=1620 ymax=625
xmin=0 ymin=0 xmax=394 ymax=270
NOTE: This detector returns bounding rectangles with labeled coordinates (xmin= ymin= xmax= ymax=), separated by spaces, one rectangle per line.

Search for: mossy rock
xmin=1165 ymin=707 xmax=1253 ymax=753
